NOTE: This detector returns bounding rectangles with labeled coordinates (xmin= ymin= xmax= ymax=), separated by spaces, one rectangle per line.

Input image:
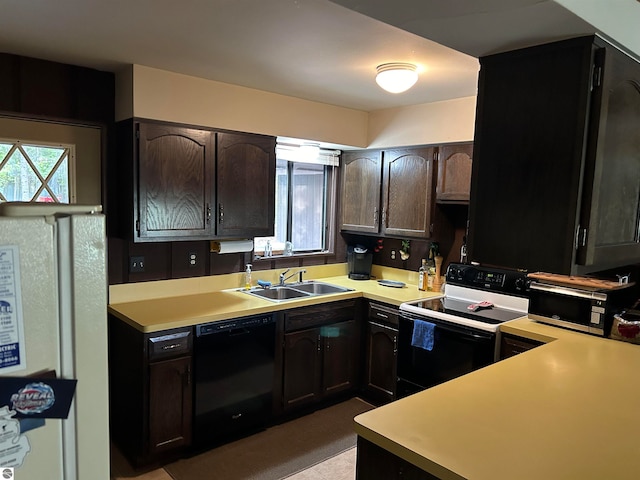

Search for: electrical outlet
xmin=189 ymin=252 xmax=197 ymax=267
xmin=130 ymin=255 xmax=145 ymax=273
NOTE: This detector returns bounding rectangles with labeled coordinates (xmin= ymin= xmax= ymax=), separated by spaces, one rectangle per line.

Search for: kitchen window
xmin=255 ymin=143 xmax=340 ymax=257
xmin=0 ymin=139 xmax=75 ymax=203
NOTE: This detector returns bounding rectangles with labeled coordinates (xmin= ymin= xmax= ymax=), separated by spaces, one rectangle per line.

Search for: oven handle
xmin=400 ymin=314 xmax=494 ymax=341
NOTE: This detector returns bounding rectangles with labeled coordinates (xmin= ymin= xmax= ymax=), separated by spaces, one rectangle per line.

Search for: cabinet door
xmin=382 ymin=147 xmax=435 ymax=238
xmin=436 ymin=143 xmax=473 ymax=203
xmin=148 ymin=356 xmax=192 ymax=454
xmin=500 ymin=334 xmax=542 ymax=360
xmin=340 ymin=150 xmax=382 ymax=233
xmin=468 ymin=37 xmax=592 ymax=274
xmin=364 ymin=321 xmax=397 ymax=403
xmin=321 ymin=319 xmax=358 ymax=397
xmin=216 ymin=132 xmax=276 ymax=238
xmin=578 ymin=41 xmax=640 ymax=267
xmin=137 ymin=122 xmax=215 ymax=241
xmin=283 ymin=328 xmax=322 ymax=410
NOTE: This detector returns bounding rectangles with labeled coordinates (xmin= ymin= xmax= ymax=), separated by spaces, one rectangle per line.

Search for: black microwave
xmin=528 ymin=281 xmax=637 ymax=336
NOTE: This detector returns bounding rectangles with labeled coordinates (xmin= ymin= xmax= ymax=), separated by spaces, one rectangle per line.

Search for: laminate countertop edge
xmin=353 ymin=316 xmax=640 ymax=480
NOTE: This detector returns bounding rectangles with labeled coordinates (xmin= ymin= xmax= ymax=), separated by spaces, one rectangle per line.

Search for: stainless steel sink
xmin=287 ymin=281 xmax=352 ymax=295
xmin=244 ymin=281 xmax=353 ymax=302
xmin=247 ymin=287 xmax=311 ymax=301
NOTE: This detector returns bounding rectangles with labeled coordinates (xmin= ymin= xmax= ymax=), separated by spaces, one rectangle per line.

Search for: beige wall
xmin=367 ymin=96 xmax=476 ymax=148
xmin=0 ymin=117 xmax=102 ymax=205
xmin=121 ymin=65 xmax=369 ymax=148
xmin=116 ymin=64 xmax=476 ymax=149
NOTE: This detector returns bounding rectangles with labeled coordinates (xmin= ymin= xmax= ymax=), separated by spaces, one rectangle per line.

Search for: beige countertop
xmin=354 ymin=317 xmax=640 ymax=480
xmin=108 ymin=267 xmax=441 ymax=332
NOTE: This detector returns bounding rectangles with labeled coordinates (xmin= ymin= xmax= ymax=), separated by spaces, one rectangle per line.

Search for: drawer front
xmin=368 ymin=302 xmax=399 ymax=327
xmin=285 ymin=300 xmax=356 ymax=332
xmin=148 ymin=328 xmax=192 ymax=361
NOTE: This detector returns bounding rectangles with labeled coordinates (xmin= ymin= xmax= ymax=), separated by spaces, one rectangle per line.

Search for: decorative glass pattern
xmin=0 ymin=140 xmax=74 ymax=203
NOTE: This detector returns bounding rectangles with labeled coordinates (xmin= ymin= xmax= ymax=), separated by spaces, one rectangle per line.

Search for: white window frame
xmin=254 ymin=143 xmax=340 ymax=259
xmin=0 ymin=137 xmax=76 ymax=203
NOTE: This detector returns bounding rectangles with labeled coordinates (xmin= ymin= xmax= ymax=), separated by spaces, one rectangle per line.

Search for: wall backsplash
xmin=107 ymin=204 xmax=467 ymax=285
xmin=341 ymin=204 xmax=468 ymax=275
xmin=107 ymin=234 xmax=348 ymax=285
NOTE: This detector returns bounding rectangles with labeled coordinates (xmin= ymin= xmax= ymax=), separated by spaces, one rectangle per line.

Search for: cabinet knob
xmin=206 ymin=204 xmax=212 ymax=224
xmin=218 ymin=203 xmax=224 ymax=224
xmin=374 ymin=207 xmax=379 ymax=227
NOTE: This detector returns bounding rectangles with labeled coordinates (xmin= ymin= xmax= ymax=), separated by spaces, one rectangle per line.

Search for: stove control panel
xmin=446 ymin=263 xmax=530 ymax=296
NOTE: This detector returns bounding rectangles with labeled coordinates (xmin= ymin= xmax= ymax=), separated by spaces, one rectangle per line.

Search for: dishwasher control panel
xmin=197 ymin=314 xmax=275 ymax=335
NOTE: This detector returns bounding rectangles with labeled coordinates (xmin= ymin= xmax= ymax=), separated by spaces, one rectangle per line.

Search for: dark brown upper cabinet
xmin=468 ymin=35 xmax=640 ymax=275
xmin=381 ymin=147 xmax=435 ymax=238
xmin=113 ymin=119 xmax=276 ymax=242
xmin=340 ymin=150 xmax=383 ymax=234
xmin=137 ymin=122 xmax=215 ymax=241
xmin=436 ymin=142 xmax=473 ymax=204
xmin=340 ymin=147 xmax=436 ymax=239
xmin=216 ymin=132 xmax=276 ymax=238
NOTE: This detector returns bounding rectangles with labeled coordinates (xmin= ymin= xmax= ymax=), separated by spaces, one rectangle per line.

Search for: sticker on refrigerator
xmin=0 ymin=406 xmax=31 ymax=469
xmin=0 ymin=246 xmax=26 ymax=373
xmin=0 ymin=377 xmax=77 ymax=419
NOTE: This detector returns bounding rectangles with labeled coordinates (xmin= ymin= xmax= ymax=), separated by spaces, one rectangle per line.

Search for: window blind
xmin=276 ymin=143 xmax=340 ymax=166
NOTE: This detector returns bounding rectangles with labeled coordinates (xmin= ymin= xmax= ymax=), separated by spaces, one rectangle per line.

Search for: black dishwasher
xmin=193 ymin=313 xmax=276 ymax=449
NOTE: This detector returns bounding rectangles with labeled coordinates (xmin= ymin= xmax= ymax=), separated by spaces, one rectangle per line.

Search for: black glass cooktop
xmin=411 ymin=297 xmax=525 ymax=325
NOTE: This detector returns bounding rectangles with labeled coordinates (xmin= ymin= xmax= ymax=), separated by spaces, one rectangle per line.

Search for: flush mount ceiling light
xmin=375 ymin=62 xmax=419 ymax=94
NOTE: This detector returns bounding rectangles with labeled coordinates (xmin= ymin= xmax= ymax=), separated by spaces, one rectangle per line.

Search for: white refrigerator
xmin=0 ymin=202 xmax=110 ymax=480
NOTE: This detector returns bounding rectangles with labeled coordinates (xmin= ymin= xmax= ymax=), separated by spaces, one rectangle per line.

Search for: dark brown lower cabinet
xmin=283 ymin=327 xmax=323 ymax=409
xmin=356 ymin=437 xmax=440 ymax=480
xmin=148 ymin=356 xmax=192 ymax=454
xmin=322 ymin=320 xmax=358 ymax=396
xmin=363 ymin=302 xmax=399 ymax=404
xmin=109 ymin=316 xmax=193 ymax=466
xmin=282 ymin=300 xmax=359 ymax=412
xmin=499 ymin=333 xmax=543 ymax=360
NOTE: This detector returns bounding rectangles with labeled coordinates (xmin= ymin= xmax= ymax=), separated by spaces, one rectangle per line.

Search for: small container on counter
xmin=610 ymin=310 xmax=640 ymax=344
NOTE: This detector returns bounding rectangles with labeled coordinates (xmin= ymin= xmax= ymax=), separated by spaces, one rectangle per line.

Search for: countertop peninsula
xmin=354 ymin=317 xmax=640 ymax=480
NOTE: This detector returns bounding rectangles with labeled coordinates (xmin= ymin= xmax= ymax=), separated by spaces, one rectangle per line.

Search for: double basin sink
xmin=244 ymin=281 xmax=354 ymax=302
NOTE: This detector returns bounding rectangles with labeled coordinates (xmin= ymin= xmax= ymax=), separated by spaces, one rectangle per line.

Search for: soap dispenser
xmin=244 ymin=264 xmax=252 ymax=290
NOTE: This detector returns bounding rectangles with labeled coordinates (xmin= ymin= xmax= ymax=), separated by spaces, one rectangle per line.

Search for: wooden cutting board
xmin=527 ymin=272 xmax=633 ymax=290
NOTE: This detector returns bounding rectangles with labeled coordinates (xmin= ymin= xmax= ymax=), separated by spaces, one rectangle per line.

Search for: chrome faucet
xmin=279 ymin=268 xmax=307 ymax=285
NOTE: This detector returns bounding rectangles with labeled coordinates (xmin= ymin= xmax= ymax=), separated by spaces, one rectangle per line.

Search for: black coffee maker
xmin=347 ymin=245 xmax=373 ymax=280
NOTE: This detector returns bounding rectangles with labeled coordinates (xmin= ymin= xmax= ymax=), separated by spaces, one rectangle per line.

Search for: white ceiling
xmin=0 ymin=0 xmax=633 ymax=113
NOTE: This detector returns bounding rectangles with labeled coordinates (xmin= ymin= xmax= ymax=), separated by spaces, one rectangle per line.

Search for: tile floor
xmin=284 ymin=447 xmax=356 ymax=480
xmin=111 ymin=447 xmax=357 ymax=480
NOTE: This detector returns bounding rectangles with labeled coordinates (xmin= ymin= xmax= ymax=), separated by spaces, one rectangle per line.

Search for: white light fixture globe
xmin=375 ymin=63 xmax=418 ymax=94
